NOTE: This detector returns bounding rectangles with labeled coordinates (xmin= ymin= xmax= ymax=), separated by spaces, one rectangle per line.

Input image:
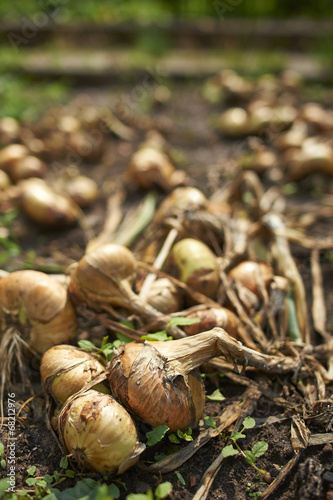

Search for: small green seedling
xmin=169 ymin=427 xmax=193 ymax=444
xmin=246 ymin=481 xmax=268 ymax=498
xmin=222 ymin=417 xmax=270 ymax=480
xmin=141 ymin=317 xmax=200 ymax=342
xmin=204 ymin=416 xmax=270 ymax=482
xmin=126 ymin=481 xmax=172 ymax=500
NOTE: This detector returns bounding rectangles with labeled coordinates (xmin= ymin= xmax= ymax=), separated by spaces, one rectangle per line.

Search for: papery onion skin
xmin=19 ymin=178 xmax=80 ymax=226
xmin=228 ymin=261 xmax=274 ymax=296
xmin=68 ymin=243 xmax=137 ymax=305
xmin=58 ymin=390 xmax=145 ymax=474
xmin=40 ymin=345 xmax=107 ymax=404
xmin=145 ymin=278 xmax=183 ymax=314
xmin=0 ymin=270 xmax=77 ymax=354
xmin=108 ymin=341 xmax=205 ymax=432
xmin=183 ymin=307 xmax=241 ymax=338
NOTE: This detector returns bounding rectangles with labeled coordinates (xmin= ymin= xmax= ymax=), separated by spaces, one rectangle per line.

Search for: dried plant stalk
xmin=264 ymin=213 xmax=310 ymax=344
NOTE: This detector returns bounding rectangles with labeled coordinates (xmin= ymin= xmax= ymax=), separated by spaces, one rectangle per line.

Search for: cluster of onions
xmin=126 ymin=131 xmax=188 ymax=191
xmin=218 ymin=103 xmax=297 ymax=138
xmin=40 ymin=345 xmax=145 ymax=474
xmin=0 ymin=270 xmax=77 ymax=354
xmin=0 ymin=144 xmax=46 ymax=183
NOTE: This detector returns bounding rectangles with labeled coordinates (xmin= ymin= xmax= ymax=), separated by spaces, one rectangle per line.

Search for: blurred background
xmin=0 ymin=0 xmax=332 ymax=121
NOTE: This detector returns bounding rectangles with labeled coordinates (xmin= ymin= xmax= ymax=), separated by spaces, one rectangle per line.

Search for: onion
xmin=108 ymin=339 xmax=205 ymax=431
xmin=108 ymin=326 xmax=300 ymax=431
xmin=0 ymin=270 xmax=77 ymax=354
xmin=0 ymin=170 xmax=11 ymax=190
xmin=218 ymin=108 xmax=250 ymax=137
xmin=40 ymin=345 xmax=108 ymax=405
xmin=0 ymin=117 xmax=20 ymax=143
xmin=154 ymin=186 xmax=207 ymax=223
xmin=0 ymin=144 xmax=29 ymax=176
xmin=58 ymin=174 xmax=98 ymax=208
xmin=228 ymin=261 xmax=273 ymax=296
xmin=9 ymin=155 xmax=46 ymax=183
xmin=284 ymin=138 xmax=333 ymax=180
xmin=170 ymin=238 xmax=220 ymax=299
xmin=68 ymin=244 xmax=168 ymax=323
xmin=126 ymin=133 xmax=188 ymax=191
xmin=144 ymin=278 xmax=183 ymax=314
xmin=182 ymin=307 xmax=241 ymax=338
xmin=19 ymin=178 xmax=80 ymax=226
xmin=58 ymin=390 xmax=145 ymax=473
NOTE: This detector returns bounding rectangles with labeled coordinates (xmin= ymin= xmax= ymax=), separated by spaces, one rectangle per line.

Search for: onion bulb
xmin=19 ymin=177 xmax=80 ymax=226
xmin=228 ymin=261 xmax=273 ymax=296
xmin=144 ymin=278 xmax=183 ymax=314
xmin=153 ymin=186 xmax=207 ymax=225
xmin=8 ymin=155 xmax=46 ymax=183
xmin=0 ymin=144 xmax=29 ymax=173
xmin=58 ymin=390 xmax=145 ymax=473
xmin=170 ymin=238 xmax=220 ymax=299
xmin=182 ymin=307 xmax=241 ymax=338
xmin=126 ymin=134 xmax=188 ymax=191
xmin=0 ymin=270 xmax=77 ymax=354
xmin=284 ymin=138 xmax=333 ymax=180
xmin=108 ymin=325 xmax=299 ymax=431
xmin=40 ymin=345 xmax=108 ymax=405
xmin=108 ymin=338 xmax=206 ymax=431
xmin=218 ymin=108 xmax=250 ymax=137
xmin=58 ymin=174 xmax=98 ymax=208
xmin=68 ymin=244 xmax=166 ymax=322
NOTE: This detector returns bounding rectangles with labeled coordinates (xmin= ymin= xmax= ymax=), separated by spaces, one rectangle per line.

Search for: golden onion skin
xmin=108 ymin=341 xmax=205 ymax=432
xmin=145 ymin=278 xmax=183 ymax=314
xmin=183 ymin=307 xmax=241 ymax=338
xmin=228 ymin=261 xmax=274 ymax=296
xmin=0 ymin=270 xmax=77 ymax=354
xmin=40 ymin=345 xmax=107 ymax=405
xmin=68 ymin=244 xmax=137 ymax=305
xmin=59 ymin=390 xmax=144 ymax=474
xmin=19 ymin=178 xmax=80 ymax=226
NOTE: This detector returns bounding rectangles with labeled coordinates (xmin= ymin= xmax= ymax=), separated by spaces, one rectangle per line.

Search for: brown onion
xmin=58 ymin=390 xmax=145 ymax=473
xmin=58 ymin=173 xmax=98 ymax=208
xmin=0 ymin=144 xmax=29 ymax=175
xmin=108 ymin=339 xmax=205 ymax=431
xmin=68 ymin=244 xmax=168 ymax=323
xmin=19 ymin=178 xmax=80 ymax=226
xmin=108 ymin=326 xmax=300 ymax=431
xmin=154 ymin=186 xmax=207 ymax=224
xmin=284 ymin=138 xmax=333 ymax=180
xmin=228 ymin=261 xmax=273 ymax=296
xmin=9 ymin=155 xmax=46 ymax=183
xmin=0 ymin=270 xmax=77 ymax=354
xmin=127 ymin=145 xmax=187 ymax=191
xmin=40 ymin=345 xmax=108 ymax=404
xmin=145 ymin=278 xmax=183 ymax=314
xmin=218 ymin=107 xmax=250 ymax=137
xmin=182 ymin=307 xmax=241 ymax=338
